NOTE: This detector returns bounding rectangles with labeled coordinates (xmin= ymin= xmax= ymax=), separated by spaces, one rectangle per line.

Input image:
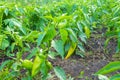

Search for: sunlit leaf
xmin=96 ymin=61 xmax=120 ymax=75
xmin=22 ymin=59 xmax=33 ymax=70
xmin=58 ymin=13 xmax=72 ymax=21
xmin=84 ymin=26 xmax=90 ymax=38
xmin=58 ymin=21 xmax=67 ymax=28
xmin=32 ymin=54 xmax=45 ymax=77
xmin=43 ymin=26 xmax=56 ymax=42
xmin=60 ymin=29 xmax=68 ymax=44
xmin=110 ymin=74 xmax=120 ymax=80
xmin=44 ymin=15 xmax=53 ymax=20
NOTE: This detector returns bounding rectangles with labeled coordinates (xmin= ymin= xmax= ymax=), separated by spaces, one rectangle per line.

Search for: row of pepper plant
xmin=0 ymin=0 xmax=120 ymax=80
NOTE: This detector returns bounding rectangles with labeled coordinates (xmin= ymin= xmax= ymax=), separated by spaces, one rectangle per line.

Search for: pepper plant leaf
xmin=51 ymin=40 xmax=65 ymax=59
xmin=110 ymin=74 xmax=120 ymax=80
xmin=60 ymin=29 xmax=68 ymax=44
xmin=95 ymin=61 xmax=120 ymax=75
xmin=54 ymin=66 xmax=66 ymax=80
xmin=37 ymin=32 xmax=46 ymax=46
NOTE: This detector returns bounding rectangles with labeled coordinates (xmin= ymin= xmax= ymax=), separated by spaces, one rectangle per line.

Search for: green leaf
xmin=110 ymin=74 xmax=120 ymax=80
xmin=26 ymin=48 xmax=38 ymax=59
xmin=60 ymin=29 xmax=68 ymax=44
xmin=116 ymin=32 xmax=120 ymax=53
xmin=67 ymin=28 xmax=77 ymax=42
xmin=51 ymin=40 xmax=65 ymax=59
xmin=104 ymin=38 xmax=111 ymax=48
xmin=8 ymin=18 xmax=26 ymax=35
xmin=32 ymin=54 xmax=44 ymax=77
xmin=65 ymin=42 xmax=71 ymax=53
xmin=21 ymin=76 xmax=32 ymax=80
xmin=116 ymin=40 xmax=120 ymax=53
xmin=54 ymin=66 xmax=66 ymax=80
xmin=111 ymin=17 xmax=119 ymax=21
xmin=79 ymin=32 xmax=87 ymax=43
xmin=112 ymin=6 xmax=120 ymax=16
xmin=16 ymin=52 xmax=23 ymax=59
xmin=58 ymin=20 xmax=67 ymax=28
xmin=0 ymin=7 xmax=4 ymax=33
xmin=43 ymin=26 xmax=56 ymax=42
xmin=24 ymin=31 xmax=40 ymax=42
xmin=0 ymin=39 xmax=9 ymax=50
xmin=37 ymin=32 xmax=46 ymax=46
xmin=78 ymin=43 xmax=85 ymax=52
xmin=0 ymin=35 xmax=4 ymax=46
xmin=95 ymin=61 xmax=120 ymax=75
xmin=77 ymin=21 xmax=83 ymax=32
xmin=11 ymin=43 xmax=15 ymax=52
xmin=0 ymin=60 xmax=11 ymax=71
xmin=22 ymin=59 xmax=33 ymax=70
xmin=48 ymin=51 xmax=58 ymax=59
xmin=105 ymin=31 xmax=118 ymax=37
xmin=4 ymin=8 xmax=9 ymax=16
xmin=97 ymin=0 xmax=102 ymax=6
xmin=57 ymin=14 xmax=72 ymax=21
xmin=44 ymin=15 xmax=53 ymax=20
xmin=40 ymin=61 xmax=49 ymax=78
